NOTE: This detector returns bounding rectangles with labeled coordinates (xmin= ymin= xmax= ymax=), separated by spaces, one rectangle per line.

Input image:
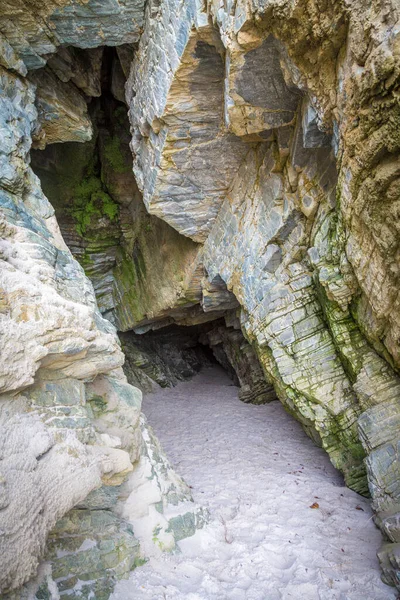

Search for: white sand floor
xmin=112 ymin=367 xmax=395 ymax=600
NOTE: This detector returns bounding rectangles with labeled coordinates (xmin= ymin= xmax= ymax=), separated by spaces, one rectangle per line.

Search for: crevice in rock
xmin=30 ymin=47 xmax=233 ymax=334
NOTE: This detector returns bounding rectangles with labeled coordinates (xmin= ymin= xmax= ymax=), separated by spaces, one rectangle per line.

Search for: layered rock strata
xmin=0 ymin=65 xmax=136 ymax=595
xmin=0 ymin=29 xmax=204 ymax=600
xmin=31 ymin=55 xmax=237 ymax=333
xmin=0 ymin=0 xmax=144 ymax=71
xmin=127 ymin=0 xmax=400 ymax=587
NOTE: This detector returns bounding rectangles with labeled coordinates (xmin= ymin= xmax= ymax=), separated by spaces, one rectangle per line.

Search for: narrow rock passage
xmin=112 ymin=367 xmax=394 ymax=600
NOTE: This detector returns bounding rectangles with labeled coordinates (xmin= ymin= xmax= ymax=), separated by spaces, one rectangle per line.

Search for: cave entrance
xmin=29 ymin=46 xmax=277 ymax=409
xmin=119 ymin=319 xmax=277 ymax=405
xmin=119 ymin=322 xmax=223 ymax=392
xmin=30 ymin=46 xmax=141 ymax=323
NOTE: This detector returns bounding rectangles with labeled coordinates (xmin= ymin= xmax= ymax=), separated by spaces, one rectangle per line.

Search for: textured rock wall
xmin=0 ymin=64 xmax=139 ymax=595
xmin=0 ymin=0 xmax=144 ymax=71
xmin=31 ymin=52 xmax=236 ymax=334
xmin=0 ymin=22 xmax=204 ymax=599
xmin=128 ymin=0 xmax=400 ymax=587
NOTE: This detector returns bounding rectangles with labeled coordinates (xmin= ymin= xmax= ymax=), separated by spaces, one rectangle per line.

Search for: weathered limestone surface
xmin=0 ymin=0 xmax=144 ymax=71
xmin=0 ymin=68 xmax=123 ymax=394
xmin=128 ymin=0 xmax=400 ymax=587
xmin=116 ymin=415 xmax=208 ymax=558
xmin=29 ymin=67 xmax=93 ymax=148
xmin=226 ymin=35 xmax=301 ymax=138
xmin=40 ymin=509 xmax=142 ymax=600
xmin=203 ymin=142 xmax=369 ymax=490
xmin=127 ymin=9 xmax=251 ymax=241
xmin=0 ymin=65 xmax=134 ymax=595
xmin=0 ymin=51 xmax=203 ymax=599
xmin=46 ymin=46 xmax=104 ymax=97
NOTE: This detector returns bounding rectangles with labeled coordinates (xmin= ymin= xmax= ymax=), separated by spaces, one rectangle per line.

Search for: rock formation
xmin=0 ymin=5 xmax=203 ymax=598
xmin=127 ymin=0 xmax=400 ymax=587
xmin=0 ymin=0 xmax=399 ymax=596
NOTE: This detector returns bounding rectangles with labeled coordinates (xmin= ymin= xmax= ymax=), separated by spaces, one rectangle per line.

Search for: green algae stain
xmin=69 ymin=172 xmax=119 ymax=236
xmin=103 ymin=135 xmax=129 ymax=174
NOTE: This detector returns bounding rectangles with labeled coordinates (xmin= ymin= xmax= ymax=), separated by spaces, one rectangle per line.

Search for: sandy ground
xmin=112 ymin=367 xmax=396 ymax=600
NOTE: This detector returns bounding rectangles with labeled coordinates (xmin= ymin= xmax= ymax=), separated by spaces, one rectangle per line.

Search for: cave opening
xmin=29 ymin=46 xmax=277 ymax=405
xmin=30 ymin=45 xmax=137 ymax=321
xmin=120 ymin=322 xmax=230 ymax=392
xmin=119 ymin=319 xmax=277 ymax=405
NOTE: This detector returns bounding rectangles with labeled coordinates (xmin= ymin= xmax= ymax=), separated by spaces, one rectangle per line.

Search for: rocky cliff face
xmin=0 ymin=0 xmax=400 ymax=595
xmin=127 ymin=0 xmax=400 ymax=587
xmin=0 ymin=4 xmax=204 ymax=599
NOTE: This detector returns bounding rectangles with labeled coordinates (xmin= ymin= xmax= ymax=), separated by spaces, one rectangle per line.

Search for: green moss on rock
xmin=69 ymin=171 xmax=119 ymax=236
xmin=103 ymin=135 xmax=130 ymax=174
